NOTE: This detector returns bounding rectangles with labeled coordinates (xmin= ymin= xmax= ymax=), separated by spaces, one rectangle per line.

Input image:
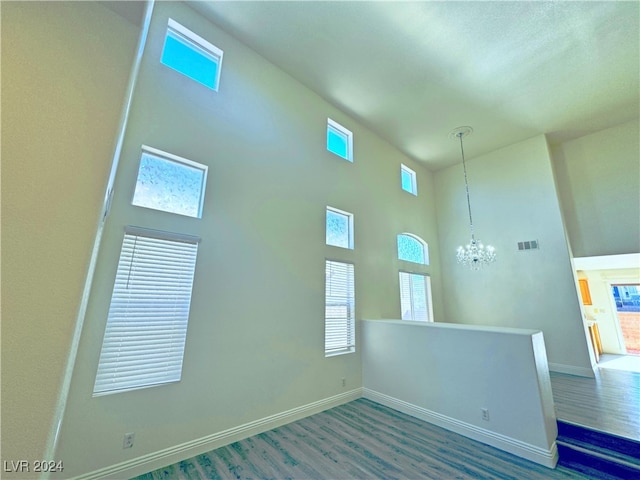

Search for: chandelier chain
xmin=458 ymin=132 xmax=475 ymax=240
xmin=450 ymin=126 xmax=496 ymax=270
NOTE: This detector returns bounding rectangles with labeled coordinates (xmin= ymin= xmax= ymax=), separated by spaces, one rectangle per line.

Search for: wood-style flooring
xmin=134 ymin=364 xmax=640 ymax=479
xmin=550 ymin=365 xmax=640 ymax=442
xmin=134 ymin=398 xmax=591 ymax=480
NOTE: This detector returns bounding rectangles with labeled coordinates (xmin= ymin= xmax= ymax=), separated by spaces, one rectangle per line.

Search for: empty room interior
xmin=2 ymin=1 xmax=639 ymax=479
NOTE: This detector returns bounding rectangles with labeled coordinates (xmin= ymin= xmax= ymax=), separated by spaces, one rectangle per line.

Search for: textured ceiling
xmin=144 ymin=1 xmax=638 ymax=171
xmin=187 ymin=1 xmax=639 ymax=170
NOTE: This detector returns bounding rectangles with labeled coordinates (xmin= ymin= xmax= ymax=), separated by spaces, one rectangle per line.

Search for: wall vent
xmin=517 ymin=240 xmax=539 ymax=251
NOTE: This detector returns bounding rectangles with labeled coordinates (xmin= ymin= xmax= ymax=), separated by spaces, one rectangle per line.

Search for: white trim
xmin=167 ymin=18 xmax=223 ymax=60
xmin=165 ymin=18 xmax=223 ymax=91
xmin=573 ymin=253 xmax=640 ymax=271
xmin=137 ymin=145 xmax=209 ymax=219
xmin=605 ymin=279 xmax=631 ymax=354
xmin=548 ymin=362 xmax=596 ymax=378
xmin=327 ymin=118 xmax=353 ymax=161
xmin=400 ymin=163 xmax=417 ymax=195
xmin=72 ymin=389 xmax=362 ymax=480
xmin=362 ymin=388 xmax=558 ymax=469
xmin=125 ymin=225 xmax=201 ymax=244
xmin=326 ymin=206 xmax=355 ymax=250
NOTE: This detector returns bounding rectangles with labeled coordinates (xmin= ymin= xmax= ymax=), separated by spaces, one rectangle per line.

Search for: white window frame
xmin=327 ymin=118 xmax=353 ymax=162
xmin=326 ymin=206 xmax=354 ymax=250
xmin=93 ymin=226 xmax=200 ymax=396
xmin=162 ymin=18 xmax=224 ymax=91
xmin=397 ymin=233 xmax=429 ymax=265
xmin=401 ymin=164 xmax=418 ymax=195
xmin=325 ymin=259 xmax=356 ymax=357
xmin=399 ymin=271 xmax=434 ymax=323
xmin=132 ymin=145 xmax=208 ymax=219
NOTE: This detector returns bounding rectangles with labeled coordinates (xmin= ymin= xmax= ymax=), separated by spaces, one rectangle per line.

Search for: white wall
xmin=1 ymin=2 xmax=138 ymax=473
xmin=47 ymin=2 xmax=443 ymax=477
xmin=434 ymin=135 xmax=593 ymax=375
xmin=362 ymin=320 xmax=558 ymax=467
xmin=551 ymin=119 xmax=640 ymax=258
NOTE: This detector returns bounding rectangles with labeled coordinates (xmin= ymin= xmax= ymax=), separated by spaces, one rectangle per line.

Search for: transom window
xmin=326 ymin=206 xmax=354 ymax=249
xmin=327 ymin=118 xmax=353 ymax=161
xmin=132 ymin=146 xmax=208 ymax=218
xmin=399 ymin=272 xmax=433 ymax=322
xmin=325 ymin=260 xmax=355 ymax=356
xmin=397 ymin=233 xmax=428 ymax=265
xmin=161 ymin=18 xmax=223 ymax=91
xmin=401 ymin=164 xmax=417 ymax=195
xmin=93 ymin=227 xmax=200 ymax=396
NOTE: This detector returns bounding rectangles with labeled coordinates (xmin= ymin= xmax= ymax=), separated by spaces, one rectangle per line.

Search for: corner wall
xmin=39 ymin=2 xmax=443 ymax=477
xmin=434 ymin=135 xmax=593 ymax=375
xmin=551 ymin=119 xmax=640 ymax=258
xmin=362 ymin=320 xmax=558 ymax=468
xmin=1 ymin=1 xmax=138 ymax=473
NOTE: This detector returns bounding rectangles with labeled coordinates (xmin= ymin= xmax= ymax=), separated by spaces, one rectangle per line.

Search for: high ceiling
xmin=117 ymin=1 xmax=640 ymax=171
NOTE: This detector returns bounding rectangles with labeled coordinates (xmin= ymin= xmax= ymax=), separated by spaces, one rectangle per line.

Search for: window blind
xmin=93 ymin=228 xmax=199 ymax=396
xmin=325 ymin=260 xmax=355 ymax=356
xmin=399 ymin=272 xmax=428 ymax=322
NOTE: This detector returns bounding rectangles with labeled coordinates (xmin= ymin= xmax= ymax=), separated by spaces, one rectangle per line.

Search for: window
xmin=161 ymin=18 xmax=223 ymax=90
xmin=325 ymin=260 xmax=355 ymax=356
xmin=401 ymin=164 xmax=417 ymax=195
xmin=397 ymin=233 xmax=428 ymax=265
xmin=326 ymin=207 xmax=354 ymax=249
xmin=93 ymin=227 xmax=200 ymax=396
xmin=327 ymin=118 xmax=353 ymax=161
xmin=132 ymin=146 xmax=208 ymax=218
xmin=399 ymin=272 xmax=433 ymax=322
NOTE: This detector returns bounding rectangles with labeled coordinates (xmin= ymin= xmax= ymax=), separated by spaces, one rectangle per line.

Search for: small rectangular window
xmin=401 ymin=164 xmax=417 ymax=195
xmin=325 ymin=260 xmax=355 ymax=356
xmin=132 ymin=146 xmax=208 ymax=218
xmin=161 ymin=18 xmax=223 ymax=90
xmin=399 ymin=272 xmax=433 ymax=322
xmin=93 ymin=227 xmax=200 ymax=396
xmin=327 ymin=118 xmax=353 ymax=161
xmin=326 ymin=206 xmax=354 ymax=249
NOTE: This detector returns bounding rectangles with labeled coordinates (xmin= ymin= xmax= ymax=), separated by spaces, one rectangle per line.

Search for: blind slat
xmin=325 ymin=260 xmax=355 ymax=355
xmin=93 ymin=231 xmax=198 ymax=396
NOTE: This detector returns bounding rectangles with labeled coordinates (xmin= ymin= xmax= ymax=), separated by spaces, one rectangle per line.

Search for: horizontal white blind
xmin=93 ymin=229 xmax=199 ymax=396
xmin=325 ymin=260 xmax=355 ymax=356
xmin=399 ymin=272 xmax=428 ymax=322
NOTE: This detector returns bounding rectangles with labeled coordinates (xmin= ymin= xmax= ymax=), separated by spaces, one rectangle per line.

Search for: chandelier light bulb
xmin=456 ymin=238 xmax=496 ymax=271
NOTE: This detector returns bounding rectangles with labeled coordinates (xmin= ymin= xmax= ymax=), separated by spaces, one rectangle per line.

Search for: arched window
xmin=397 ymin=233 xmax=429 ymax=265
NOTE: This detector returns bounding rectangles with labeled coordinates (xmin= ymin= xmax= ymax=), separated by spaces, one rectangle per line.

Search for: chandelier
xmin=449 ymin=126 xmax=496 ymax=270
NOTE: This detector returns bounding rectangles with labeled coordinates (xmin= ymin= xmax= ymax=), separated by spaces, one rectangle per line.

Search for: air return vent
xmin=517 ymin=240 xmax=539 ymax=251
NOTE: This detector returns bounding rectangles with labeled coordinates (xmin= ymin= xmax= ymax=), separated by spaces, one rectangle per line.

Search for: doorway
xmin=611 ymin=284 xmax=640 ymax=355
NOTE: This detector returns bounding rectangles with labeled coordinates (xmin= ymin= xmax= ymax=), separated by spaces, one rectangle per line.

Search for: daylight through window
xmin=399 ymin=272 xmax=433 ymax=322
xmin=327 ymin=118 xmax=353 ymax=161
xmin=132 ymin=146 xmax=208 ymax=218
xmin=325 ymin=260 xmax=355 ymax=356
xmin=326 ymin=207 xmax=354 ymax=249
xmin=161 ymin=18 xmax=223 ymax=90
xmin=93 ymin=227 xmax=199 ymax=396
xmin=397 ymin=233 xmax=428 ymax=265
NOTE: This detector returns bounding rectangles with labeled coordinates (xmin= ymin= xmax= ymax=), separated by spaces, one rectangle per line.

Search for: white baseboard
xmin=548 ymin=362 xmax=595 ymax=378
xmin=74 ymin=389 xmax=362 ymax=480
xmin=363 ymin=388 xmax=559 ymax=469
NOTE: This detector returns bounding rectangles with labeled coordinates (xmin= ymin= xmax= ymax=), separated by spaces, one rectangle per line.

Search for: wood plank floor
xmin=550 ymin=366 xmax=640 ymax=442
xmin=135 ymin=398 xmax=594 ymax=480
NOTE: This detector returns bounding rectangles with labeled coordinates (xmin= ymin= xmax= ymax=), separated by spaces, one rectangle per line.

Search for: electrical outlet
xmin=123 ymin=432 xmax=135 ymax=449
xmin=481 ymin=408 xmax=490 ymax=421
xmin=341 ymin=378 xmax=346 ymax=387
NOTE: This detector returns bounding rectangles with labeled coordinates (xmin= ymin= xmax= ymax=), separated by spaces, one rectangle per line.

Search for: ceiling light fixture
xmin=449 ymin=126 xmax=496 ymax=270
